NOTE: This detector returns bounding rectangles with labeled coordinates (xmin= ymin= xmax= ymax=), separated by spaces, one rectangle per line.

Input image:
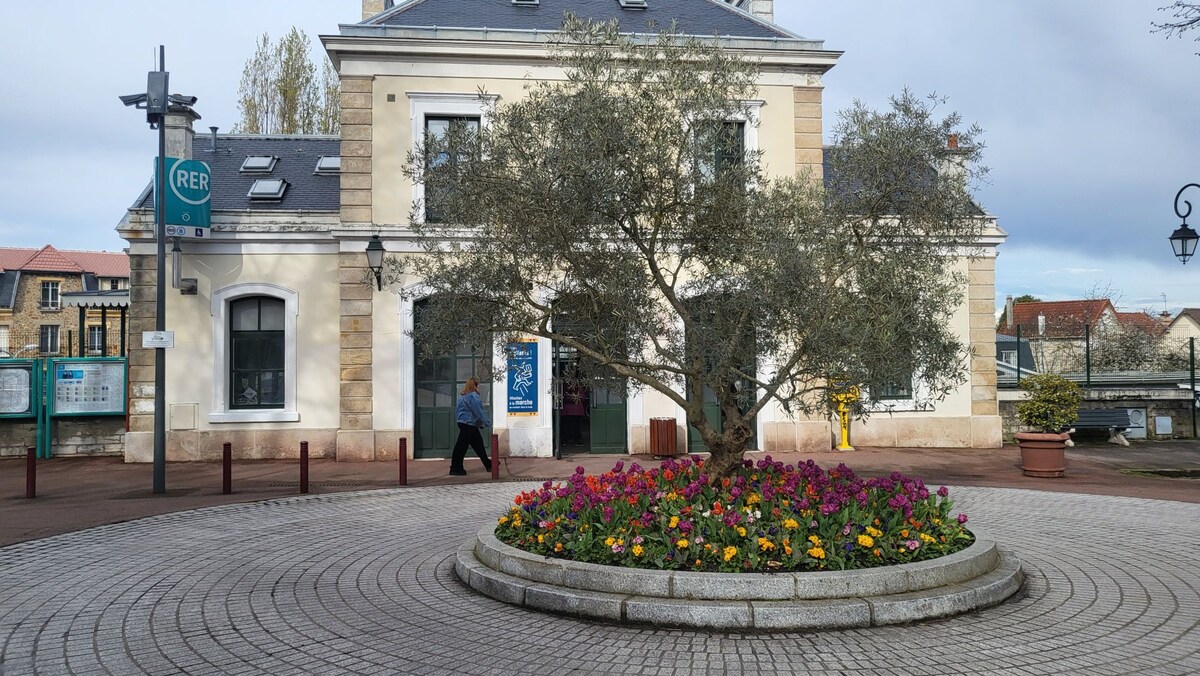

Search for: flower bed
xmin=494 ymin=456 xmax=973 ymax=573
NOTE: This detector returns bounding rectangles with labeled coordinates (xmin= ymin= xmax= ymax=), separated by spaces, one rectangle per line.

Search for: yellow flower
xmin=866 ymin=526 xmax=882 ymax=538
xmin=498 ymin=516 xmax=510 ymax=525
xmin=677 ymin=538 xmax=689 ymax=549
xmin=746 ymin=493 xmax=761 ymax=505
xmin=736 ymin=526 xmax=747 ymax=537
xmin=604 ymin=537 xmax=616 ymax=547
xmin=555 ymin=542 xmax=564 ymax=552
xmin=783 ymin=518 xmax=799 ymax=530
xmin=723 ymin=546 xmax=738 ymax=562
xmin=632 ymin=545 xmax=645 ymax=557
xmin=537 ymin=534 xmax=545 ymax=544
xmin=668 ymin=516 xmax=680 ymax=529
xmin=667 ymin=491 xmax=679 ymax=501
xmin=784 ymin=544 xmax=793 ymax=555
xmin=807 ymin=546 xmax=826 ymax=559
xmin=920 ymin=533 xmax=936 ymax=543
xmin=808 ymin=535 xmax=822 ymax=545
xmin=757 ymin=537 xmax=775 ymax=552
xmin=512 ymin=517 xmax=523 ymax=527
xmin=857 ymin=534 xmax=874 ymax=548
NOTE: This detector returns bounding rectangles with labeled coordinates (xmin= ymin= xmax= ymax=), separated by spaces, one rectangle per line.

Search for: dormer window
xmin=240 ymin=156 xmax=278 ymax=173
xmin=619 ymin=0 xmax=648 ymax=8
xmin=314 ymin=156 xmax=341 ymax=174
xmin=247 ymin=179 xmax=287 ymax=201
xmin=512 ymin=0 xmax=539 ymax=5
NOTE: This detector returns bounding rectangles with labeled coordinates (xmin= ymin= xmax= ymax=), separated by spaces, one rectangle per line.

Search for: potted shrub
xmin=1014 ymin=373 xmax=1082 ymax=478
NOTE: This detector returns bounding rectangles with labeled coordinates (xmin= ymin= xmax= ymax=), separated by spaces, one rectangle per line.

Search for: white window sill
xmin=209 ymin=410 xmax=300 ymax=424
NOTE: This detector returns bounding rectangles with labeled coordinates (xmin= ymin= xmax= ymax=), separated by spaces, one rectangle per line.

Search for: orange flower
xmin=663 ymin=469 xmax=675 ymax=481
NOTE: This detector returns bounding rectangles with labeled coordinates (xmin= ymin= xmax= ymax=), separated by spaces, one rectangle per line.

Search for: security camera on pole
xmin=120 ymin=47 xmax=199 ymax=494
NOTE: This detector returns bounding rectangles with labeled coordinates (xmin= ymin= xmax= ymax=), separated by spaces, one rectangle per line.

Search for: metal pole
xmin=398 ymin=437 xmax=408 ymax=486
xmin=26 ymin=446 xmax=35 ymax=499
xmin=77 ymin=305 xmax=86 ymax=356
xmin=1015 ymin=325 xmax=1022 ymax=386
xmin=1191 ymin=337 xmax=1196 ymax=438
xmin=491 ymin=433 xmax=499 ymax=480
xmin=1084 ymin=324 xmax=1091 ymax=386
xmin=222 ymin=442 xmax=232 ymax=495
xmin=299 ymin=441 xmax=309 ymax=494
xmin=153 ymin=45 xmax=168 ymax=495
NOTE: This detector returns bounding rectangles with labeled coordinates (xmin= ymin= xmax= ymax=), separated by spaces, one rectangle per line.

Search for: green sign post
xmin=156 ymin=157 xmax=211 ymax=238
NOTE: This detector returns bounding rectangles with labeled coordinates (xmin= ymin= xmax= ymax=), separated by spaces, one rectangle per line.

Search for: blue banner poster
xmin=507 ymin=340 xmax=538 ymax=416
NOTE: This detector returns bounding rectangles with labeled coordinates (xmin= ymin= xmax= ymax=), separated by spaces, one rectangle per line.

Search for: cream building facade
xmin=119 ymin=0 xmax=1005 ymax=463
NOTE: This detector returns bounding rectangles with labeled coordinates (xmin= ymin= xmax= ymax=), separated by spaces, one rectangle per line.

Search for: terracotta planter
xmin=1015 ymin=431 xmax=1070 ymax=478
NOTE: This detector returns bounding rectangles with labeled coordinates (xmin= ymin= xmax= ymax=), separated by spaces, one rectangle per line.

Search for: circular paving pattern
xmin=0 ymin=484 xmax=1197 ymax=675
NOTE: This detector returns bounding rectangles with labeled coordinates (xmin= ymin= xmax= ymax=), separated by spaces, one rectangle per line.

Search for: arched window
xmin=229 ymin=297 xmax=285 ymax=409
xmin=211 ymin=283 xmax=298 ymax=423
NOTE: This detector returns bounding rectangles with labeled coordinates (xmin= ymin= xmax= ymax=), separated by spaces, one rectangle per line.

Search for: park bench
xmin=1068 ymin=408 xmax=1141 ymax=446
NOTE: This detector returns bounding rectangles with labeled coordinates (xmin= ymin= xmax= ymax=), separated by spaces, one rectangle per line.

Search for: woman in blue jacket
xmin=450 ymin=377 xmax=492 ymax=475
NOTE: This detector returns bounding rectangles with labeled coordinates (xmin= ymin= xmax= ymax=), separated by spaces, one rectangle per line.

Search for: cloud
xmin=1040 ymin=268 xmax=1105 ymax=276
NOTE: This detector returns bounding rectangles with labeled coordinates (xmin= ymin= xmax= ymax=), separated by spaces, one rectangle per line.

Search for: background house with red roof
xmin=0 ymin=245 xmax=129 ymax=357
xmin=998 ymin=296 xmax=1182 ymax=374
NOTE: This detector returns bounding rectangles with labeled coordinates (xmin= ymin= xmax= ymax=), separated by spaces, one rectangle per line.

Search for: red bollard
xmin=299 ymin=441 xmax=309 ymax=494
xmin=26 ymin=446 xmax=35 ymax=499
xmin=490 ymin=434 xmax=500 ymax=480
xmin=398 ymin=437 xmax=408 ymax=486
xmin=222 ymin=442 xmax=232 ymax=495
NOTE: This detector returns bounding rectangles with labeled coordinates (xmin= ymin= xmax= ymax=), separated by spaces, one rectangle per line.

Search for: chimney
xmin=1160 ymin=310 xmax=1173 ymax=327
xmin=724 ymin=0 xmax=774 ymax=23
xmin=1005 ymin=295 xmax=1014 ymax=329
xmin=1037 ymin=314 xmax=1046 ymax=336
xmin=938 ymin=134 xmax=968 ymax=184
xmin=208 ymin=126 xmax=219 ymax=153
xmin=362 ymin=0 xmax=385 ymax=20
xmin=164 ymin=103 xmax=201 ymax=160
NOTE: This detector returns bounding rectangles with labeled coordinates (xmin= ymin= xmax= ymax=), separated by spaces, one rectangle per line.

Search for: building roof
xmin=1116 ymin=311 xmax=1167 ymax=337
xmin=133 ymin=135 xmax=341 ymax=214
xmin=821 ymin=150 xmax=987 ymax=217
xmin=0 ymin=246 xmax=129 ymax=277
xmin=367 ymin=0 xmax=797 ymax=40
xmin=1172 ymin=308 xmax=1200 ymax=328
xmin=998 ymin=299 xmax=1114 ymax=338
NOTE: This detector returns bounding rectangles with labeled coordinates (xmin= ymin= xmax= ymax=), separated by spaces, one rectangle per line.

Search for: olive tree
xmin=391 ymin=18 xmax=987 ymax=478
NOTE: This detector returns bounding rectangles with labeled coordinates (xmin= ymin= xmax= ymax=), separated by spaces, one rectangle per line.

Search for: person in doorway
xmin=451 ymin=377 xmax=492 ymax=476
xmin=562 ymin=382 xmax=587 ymax=444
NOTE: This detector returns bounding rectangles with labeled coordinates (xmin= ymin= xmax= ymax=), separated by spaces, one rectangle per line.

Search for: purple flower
xmin=602 ymin=505 xmax=614 ymax=522
xmin=957 ymin=513 xmax=968 ymax=524
xmin=613 ymin=461 xmax=624 ymax=473
xmin=906 ymin=540 xmax=920 ymax=551
xmin=937 ymin=486 xmax=949 ymax=498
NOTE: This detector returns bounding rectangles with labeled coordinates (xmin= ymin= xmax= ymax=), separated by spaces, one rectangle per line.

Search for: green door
xmin=414 ymin=301 xmax=491 ymax=458
xmin=589 ymin=386 xmax=627 ymax=454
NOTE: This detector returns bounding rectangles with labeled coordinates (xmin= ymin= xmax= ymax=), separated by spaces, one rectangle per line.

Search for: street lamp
xmin=366 ymin=235 xmax=386 ymax=290
xmin=1170 ymin=183 xmax=1200 ymax=264
xmin=120 ymin=46 xmax=197 ymax=494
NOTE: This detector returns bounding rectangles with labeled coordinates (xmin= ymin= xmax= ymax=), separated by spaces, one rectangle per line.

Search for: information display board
xmin=507 ymin=340 xmax=539 ymax=416
xmin=49 ymin=358 xmax=127 ymax=417
xmin=0 ymin=360 xmax=36 ymax=418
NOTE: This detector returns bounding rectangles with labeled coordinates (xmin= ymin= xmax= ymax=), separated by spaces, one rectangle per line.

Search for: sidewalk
xmin=2 ymin=441 xmax=1197 ymax=548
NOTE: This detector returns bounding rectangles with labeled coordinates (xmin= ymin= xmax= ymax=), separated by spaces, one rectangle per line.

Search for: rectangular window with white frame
xmin=423 ymin=115 xmax=481 ymax=224
xmin=87 ymin=325 xmax=104 ymax=355
xmin=0 ymin=325 xmax=9 ymax=356
xmin=40 ymin=280 xmax=60 ymax=311
xmin=408 ymin=92 xmax=496 ymax=225
xmin=209 ymin=283 xmax=299 ymax=423
xmin=39 ymin=325 xmax=59 ymax=355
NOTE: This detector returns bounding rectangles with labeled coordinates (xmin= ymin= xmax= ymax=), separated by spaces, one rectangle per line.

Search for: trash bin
xmin=649 ymin=417 xmax=677 ymax=457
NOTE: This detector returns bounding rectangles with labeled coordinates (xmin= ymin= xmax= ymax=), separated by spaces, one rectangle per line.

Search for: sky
xmin=1 ymin=1 xmax=1197 ymax=314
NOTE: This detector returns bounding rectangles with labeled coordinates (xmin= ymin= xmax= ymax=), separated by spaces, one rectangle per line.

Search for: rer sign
xmin=155 ymin=157 xmax=211 ymax=238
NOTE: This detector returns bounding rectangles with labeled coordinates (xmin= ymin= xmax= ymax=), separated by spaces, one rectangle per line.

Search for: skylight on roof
xmin=315 ymin=156 xmax=341 ymax=174
xmin=247 ymin=178 xmax=287 ymax=200
xmin=240 ymin=156 xmax=278 ymax=173
xmin=512 ymin=0 xmax=539 ymax=4
xmin=618 ymin=0 xmax=648 ymax=8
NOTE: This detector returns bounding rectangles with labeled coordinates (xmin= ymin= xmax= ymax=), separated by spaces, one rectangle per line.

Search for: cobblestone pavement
xmin=1 ymin=484 xmax=1197 ymax=675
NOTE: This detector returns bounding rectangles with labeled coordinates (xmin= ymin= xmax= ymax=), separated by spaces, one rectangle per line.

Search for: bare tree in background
xmin=233 ymin=28 xmax=340 ymax=135
xmin=1154 ymin=2 xmax=1200 ymax=51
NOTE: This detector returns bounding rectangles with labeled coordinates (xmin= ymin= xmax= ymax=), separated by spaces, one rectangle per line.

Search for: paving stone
xmin=0 ymin=485 xmax=1195 ymax=674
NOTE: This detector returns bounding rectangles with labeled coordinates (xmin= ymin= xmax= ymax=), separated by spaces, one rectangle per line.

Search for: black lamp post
xmin=366 ymin=235 xmax=386 ymax=290
xmin=1170 ymin=183 xmax=1200 ymax=264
